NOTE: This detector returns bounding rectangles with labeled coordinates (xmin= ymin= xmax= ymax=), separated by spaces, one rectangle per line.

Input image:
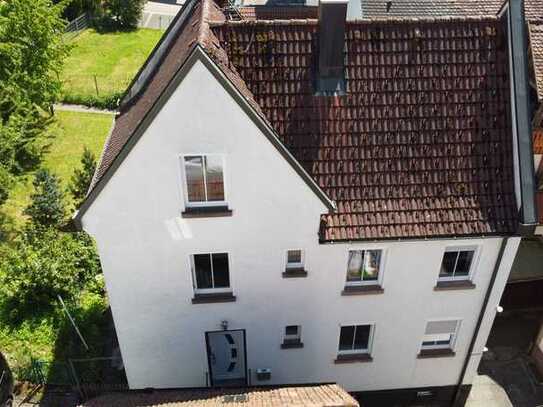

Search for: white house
xmin=74 ymin=0 xmax=537 ymax=405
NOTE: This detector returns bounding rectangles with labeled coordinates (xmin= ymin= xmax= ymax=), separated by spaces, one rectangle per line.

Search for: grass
xmin=3 ymin=110 xmax=113 ymax=224
xmin=61 ymin=28 xmax=163 ymax=105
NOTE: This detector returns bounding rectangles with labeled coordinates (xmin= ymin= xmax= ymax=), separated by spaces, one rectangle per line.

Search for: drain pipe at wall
xmin=451 ymin=237 xmax=509 ymax=407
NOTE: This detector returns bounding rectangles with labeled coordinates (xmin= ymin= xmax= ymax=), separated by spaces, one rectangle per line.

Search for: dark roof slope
xmin=86 ymin=0 xmax=518 ymax=241
xmin=213 ymin=18 xmax=517 ymax=240
xmin=361 ymin=0 xmax=543 ymax=20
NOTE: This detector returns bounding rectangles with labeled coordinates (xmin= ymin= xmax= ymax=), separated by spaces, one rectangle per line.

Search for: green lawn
xmin=3 ymin=110 xmax=113 ymax=224
xmin=62 ymin=28 xmax=163 ymax=102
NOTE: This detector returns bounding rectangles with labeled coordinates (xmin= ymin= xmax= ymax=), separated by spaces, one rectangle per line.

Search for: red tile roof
xmin=214 ymin=18 xmax=517 ymax=240
xmin=82 ymin=384 xmax=359 ymax=406
xmin=86 ymin=0 xmax=518 ymax=241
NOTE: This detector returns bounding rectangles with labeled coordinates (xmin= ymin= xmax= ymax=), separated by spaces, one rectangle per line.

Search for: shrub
xmin=61 ymin=92 xmax=121 ymax=110
xmin=24 ymin=169 xmax=66 ymax=228
xmin=0 ymin=227 xmax=102 ymax=321
xmin=95 ymin=0 xmax=145 ymax=31
xmin=69 ymin=147 xmax=97 ymax=208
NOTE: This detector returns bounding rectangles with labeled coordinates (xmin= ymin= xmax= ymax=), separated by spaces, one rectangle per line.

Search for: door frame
xmin=205 ymin=329 xmax=248 ymax=387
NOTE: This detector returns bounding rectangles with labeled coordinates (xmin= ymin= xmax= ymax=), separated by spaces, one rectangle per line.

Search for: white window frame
xmin=180 ymin=154 xmax=227 ymax=208
xmin=190 ymin=252 xmax=232 ymax=294
xmin=421 ymin=319 xmax=461 ymax=351
xmin=345 ymin=249 xmax=385 ymax=287
xmin=284 ymin=325 xmax=302 ymax=342
xmin=337 ymin=323 xmax=375 ymax=355
xmin=285 ymin=249 xmax=304 ymax=269
xmin=438 ymin=246 xmax=479 ymax=282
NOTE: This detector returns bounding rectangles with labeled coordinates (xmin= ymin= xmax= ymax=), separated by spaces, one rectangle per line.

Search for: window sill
xmin=334 ymin=353 xmax=373 ymax=364
xmin=182 ymin=206 xmax=232 ymax=218
xmin=282 ymin=268 xmax=308 ymax=278
xmin=417 ymin=349 xmax=456 ymax=359
xmin=434 ymin=280 xmax=476 ymax=291
xmin=281 ymin=340 xmax=304 ymax=349
xmin=341 ymin=285 xmax=384 ymax=296
xmin=191 ymin=292 xmax=236 ymax=304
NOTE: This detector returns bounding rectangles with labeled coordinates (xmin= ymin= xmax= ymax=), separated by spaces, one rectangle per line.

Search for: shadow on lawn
xmin=38 ymin=305 xmax=127 ymax=406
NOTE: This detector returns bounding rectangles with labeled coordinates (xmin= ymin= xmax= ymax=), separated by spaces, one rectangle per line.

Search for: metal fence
xmin=61 ymin=74 xmax=133 ymax=98
xmin=65 ymin=13 xmax=89 ymax=40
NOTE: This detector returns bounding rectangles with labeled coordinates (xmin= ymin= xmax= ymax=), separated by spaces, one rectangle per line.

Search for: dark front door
xmin=205 ymin=330 xmax=247 ymax=387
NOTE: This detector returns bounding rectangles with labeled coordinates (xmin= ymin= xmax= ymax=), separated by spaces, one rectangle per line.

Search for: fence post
xmin=68 ymin=359 xmax=85 ymax=402
xmin=94 ymin=75 xmax=99 ymax=96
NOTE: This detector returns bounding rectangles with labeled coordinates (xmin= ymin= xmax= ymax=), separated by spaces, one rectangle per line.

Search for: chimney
xmin=316 ymin=0 xmax=348 ymax=95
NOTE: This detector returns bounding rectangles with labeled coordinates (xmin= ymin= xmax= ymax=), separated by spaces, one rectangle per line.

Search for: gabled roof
xmin=80 ymin=0 xmax=519 ymax=241
xmin=530 ymin=22 xmax=543 ymax=101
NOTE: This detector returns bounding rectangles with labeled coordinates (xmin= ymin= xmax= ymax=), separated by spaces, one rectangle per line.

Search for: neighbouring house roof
xmin=360 ymin=0 xmax=543 ymax=20
xmin=82 ymin=0 xmax=519 ymax=241
xmin=81 ymin=384 xmax=360 ymax=407
xmin=239 ymin=5 xmax=318 ymax=19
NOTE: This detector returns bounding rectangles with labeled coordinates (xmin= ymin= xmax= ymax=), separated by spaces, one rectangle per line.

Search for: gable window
xmin=345 ymin=250 xmax=383 ymax=287
xmin=191 ymin=253 xmax=230 ymax=294
xmin=335 ymin=324 xmax=374 ymax=363
xmin=183 ymin=155 xmax=225 ymax=206
xmin=419 ymin=320 xmax=459 ymax=358
xmin=439 ymin=248 xmax=476 ymax=282
xmin=281 ymin=325 xmax=303 ymax=348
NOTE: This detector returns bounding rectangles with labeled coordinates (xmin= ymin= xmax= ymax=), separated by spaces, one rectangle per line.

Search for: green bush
xmin=69 ymin=147 xmax=97 ymax=208
xmin=94 ymin=0 xmax=145 ymax=31
xmin=61 ymin=92 xmax=121 ymax=110
xmin=24 ymin=169 xmax=66 ymax=228
xmin=0 ymin=227 xmax=102 ymax=321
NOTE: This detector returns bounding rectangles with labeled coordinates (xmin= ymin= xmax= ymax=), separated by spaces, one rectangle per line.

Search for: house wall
xmin=82 ymin=58 xmax=521 ymax=394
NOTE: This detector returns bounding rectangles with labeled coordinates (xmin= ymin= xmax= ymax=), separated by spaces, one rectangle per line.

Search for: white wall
xmin=82 ymin=58 xmax=519 ymax=392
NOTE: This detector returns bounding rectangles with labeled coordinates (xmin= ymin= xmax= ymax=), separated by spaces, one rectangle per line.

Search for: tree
xmin=0 ymin=0 xmax=69 ymax=176
xmin=69 ymin=147 xmax=97 ymax=208
xmin=98 ymin=0 xmax=145 ymax=31
xmin=0 ymin=227 xmax=102 ymax=320
xmin=24 ymin=169 xmax=66 ymax=228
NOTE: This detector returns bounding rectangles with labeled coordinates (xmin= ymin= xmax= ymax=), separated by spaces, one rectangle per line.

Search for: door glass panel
xmin=205 ymin=156 xmax=225 ymax=201
xmin=194 ymin=254 xmax=212 ymax=289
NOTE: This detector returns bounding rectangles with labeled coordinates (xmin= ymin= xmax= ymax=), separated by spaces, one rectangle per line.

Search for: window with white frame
xmin=338 ymin=324 xmax=374 ymax=354
xmin=421 ymin=320 xmax=460 ymax=351
xmin=284 ymin=325 xmax=301 ymax=343
xmin=345 ymin=250 xmax=383 ymax=286
xmin=191 ymin=253 xmax=230 ymax=293
xmin=183 ymin=155 xmax=225 ymax=206
xmin=286 ymin=250 xmax=304 ymax=269
xmin=439 ymin=248 xmax=476 ymax=281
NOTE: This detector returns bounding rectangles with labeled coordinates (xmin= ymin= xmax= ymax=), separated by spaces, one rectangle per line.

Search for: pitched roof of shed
xmin=85 ymin=0 xmax=518 ymax=241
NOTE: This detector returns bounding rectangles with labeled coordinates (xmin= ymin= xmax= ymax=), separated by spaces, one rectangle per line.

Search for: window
xmin=191 ymin=253 xmax=230 ymax=293
xmin=338 ymin=324 xmax=374 ymax=354
xmin=286 ymin=250 xmax=304 ymax=269
xmin=183 ymin=155 xmax=225 ymax=206
xmin=421 ymin=320 xmax=459 ymax=351
xmin=346 ymin=250 xmax=383 ymax=286
xmin=284 ymin=325 xmax=301 ymax=342
xmin=439 ymin=249 xmax=475 ymax=281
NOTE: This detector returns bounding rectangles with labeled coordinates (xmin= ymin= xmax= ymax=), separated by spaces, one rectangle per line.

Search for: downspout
xmin=451 ymin=237 xmax=509 ymax=407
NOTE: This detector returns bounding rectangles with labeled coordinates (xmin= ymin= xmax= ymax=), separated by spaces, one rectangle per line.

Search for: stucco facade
xmin=81 ymin=59 xmax=521 ymax=394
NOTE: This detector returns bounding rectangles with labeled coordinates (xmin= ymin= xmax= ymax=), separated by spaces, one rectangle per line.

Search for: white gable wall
xmin=82 ymin=58 xmax=521 ymax=392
